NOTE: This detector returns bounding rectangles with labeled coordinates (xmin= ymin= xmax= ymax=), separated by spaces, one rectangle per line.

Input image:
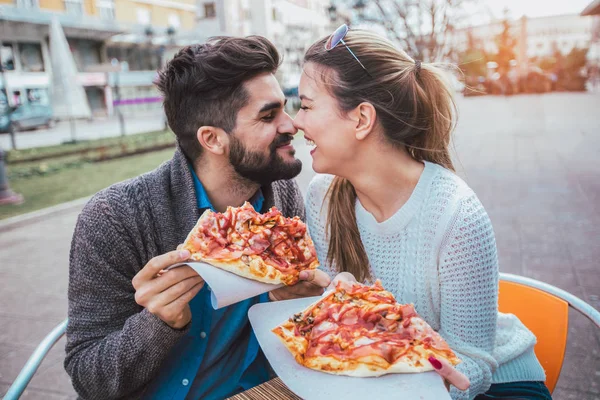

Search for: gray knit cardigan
xmin=64 ymin=148 xmax=305 ymax=399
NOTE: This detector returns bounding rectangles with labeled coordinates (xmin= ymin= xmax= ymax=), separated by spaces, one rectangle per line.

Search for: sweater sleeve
xmin=64 ymin=191 xmax=189 ymax=400
xmin=437 ymin=192 xmax=500 ymax=400
xmin=273 ymin=178 xmax=306 ymax=220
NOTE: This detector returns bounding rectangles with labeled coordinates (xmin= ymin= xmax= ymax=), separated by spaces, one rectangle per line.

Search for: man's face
xmin=227 ymin=73 xmax=302 ymax=185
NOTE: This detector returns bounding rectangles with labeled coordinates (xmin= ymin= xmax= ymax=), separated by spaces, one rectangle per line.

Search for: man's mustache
xmin=270 ymin=134 xmax=295 ymax=150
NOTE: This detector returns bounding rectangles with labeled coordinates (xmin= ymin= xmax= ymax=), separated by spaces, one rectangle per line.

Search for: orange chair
xmin=498 ymin=272 xmax=600 ymax=394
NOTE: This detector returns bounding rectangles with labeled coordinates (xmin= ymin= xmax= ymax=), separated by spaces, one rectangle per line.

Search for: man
xmin=65 ymin=36 xmax=330 ymax=400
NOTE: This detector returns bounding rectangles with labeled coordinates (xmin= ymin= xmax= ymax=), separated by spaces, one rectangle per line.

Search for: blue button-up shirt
xmin=141 ymin=167 xmax=270 ymax=400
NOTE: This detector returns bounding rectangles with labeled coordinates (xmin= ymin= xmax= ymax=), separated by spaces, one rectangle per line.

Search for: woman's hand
xmin=327 ymin=271 xmax=358 ymax=291
xmin=428 ymin=356 xmax=470 ymax=391
xmin=269 ymin=270 xmax=331 ymax=301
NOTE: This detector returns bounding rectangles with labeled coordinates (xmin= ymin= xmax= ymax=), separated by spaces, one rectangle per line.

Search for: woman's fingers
xmin=428 ymin=356 xmax=470 ymax=391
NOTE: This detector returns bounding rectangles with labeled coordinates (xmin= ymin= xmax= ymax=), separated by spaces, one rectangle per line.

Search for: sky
xmin=481 ymin=0 xmax=593 ymax=19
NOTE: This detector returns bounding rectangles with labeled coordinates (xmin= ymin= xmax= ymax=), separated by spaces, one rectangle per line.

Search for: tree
xmin=560 ymin=47 xmax=589 ymax=91
xmin=458 ymin=28 xmax=488 ymax=77
xmin=492 ymin=18 xmax=516 ymax=73
xmin=348 ymin=0 xmax=479 ymax=62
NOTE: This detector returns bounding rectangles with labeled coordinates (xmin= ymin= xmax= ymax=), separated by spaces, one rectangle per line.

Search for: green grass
xmin=0 ymin=148 xmax=175 ymax=220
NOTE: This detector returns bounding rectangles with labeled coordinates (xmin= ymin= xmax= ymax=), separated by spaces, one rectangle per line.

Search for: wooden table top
xmin=227 ymin=378 xmax=302 ymax=400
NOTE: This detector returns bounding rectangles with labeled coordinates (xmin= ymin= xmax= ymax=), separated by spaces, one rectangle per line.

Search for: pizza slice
xmin=272 ymin=281 xmax=460 ymax=377
xmin=182 ymin=202 xmax=320 ymax=285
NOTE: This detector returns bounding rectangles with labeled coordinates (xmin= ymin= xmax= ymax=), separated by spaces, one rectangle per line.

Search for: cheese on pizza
xmin=272 ymin=281 xmax=461 ymax=376
xmin=182 ymin=202 xmax=319 ymax=285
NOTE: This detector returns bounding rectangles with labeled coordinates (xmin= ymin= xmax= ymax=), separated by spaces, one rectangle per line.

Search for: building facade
xmin=195 ymin=0 xmax=330 ymax=92
xmin=0 ymin=0 xmax=200 ymax=116
xmin=450 ymin=14 xmax=595 ymax=60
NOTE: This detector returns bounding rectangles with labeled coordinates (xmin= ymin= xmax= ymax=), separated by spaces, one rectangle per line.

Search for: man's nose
xmin=279 ymin=112 xmax=298 ymax=135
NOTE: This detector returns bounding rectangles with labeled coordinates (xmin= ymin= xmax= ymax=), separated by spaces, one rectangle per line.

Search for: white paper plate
xmin=168 ymin=262 xmax=282 ymax=309
xmin=249 ymin=297 xmax=451 ymax=400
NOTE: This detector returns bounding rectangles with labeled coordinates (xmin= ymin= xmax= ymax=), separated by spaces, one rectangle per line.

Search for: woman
xmin=294 ymin=25 xmax=550 ymax=400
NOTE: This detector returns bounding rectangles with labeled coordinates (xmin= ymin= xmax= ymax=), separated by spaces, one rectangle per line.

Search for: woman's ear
xmin=197 ymin=126 xmax=228 ymax=155
xmin=353 ymin=102 xmax=377 ymax=141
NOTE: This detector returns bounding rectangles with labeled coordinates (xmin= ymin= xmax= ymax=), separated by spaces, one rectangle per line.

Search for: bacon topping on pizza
xmin=273 ymin=281 xmax=461 ymax=376
xmin=182 ymin=202 xmax=319 ymax=285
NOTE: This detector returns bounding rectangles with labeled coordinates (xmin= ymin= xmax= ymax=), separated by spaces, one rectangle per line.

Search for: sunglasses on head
xmin=325 ymin=24 xmax=371 ymax=76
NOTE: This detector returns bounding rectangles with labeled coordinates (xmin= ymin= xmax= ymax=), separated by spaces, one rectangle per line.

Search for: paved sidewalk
xmin=0 ymin=92 xmax=599 ymax=399
xmin=0 ymin=110 xmax=165 ymax=150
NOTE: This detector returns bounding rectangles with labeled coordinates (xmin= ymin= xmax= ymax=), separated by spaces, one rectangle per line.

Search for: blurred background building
xmin=0 ymin=0 xmax=330 ymax=117
xmin=1 ymin=0 xmax=599 ymax=120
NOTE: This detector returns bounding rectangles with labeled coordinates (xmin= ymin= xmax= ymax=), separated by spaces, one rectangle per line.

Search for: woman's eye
xmin=300 ymin=106 xmax=309 ymax=111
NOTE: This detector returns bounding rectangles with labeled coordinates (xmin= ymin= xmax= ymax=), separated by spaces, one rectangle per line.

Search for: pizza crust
xmin=273 ymin=320 xmax=437 ymax=377
xmin=190 ymin=253 xmax=287 ymax=285
xmin=182 ymin=206 xmax=319 ymax=286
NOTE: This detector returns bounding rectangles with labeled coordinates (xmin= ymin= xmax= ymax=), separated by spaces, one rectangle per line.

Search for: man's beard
xmin=228 ymin=133 xmax=302 ymax=186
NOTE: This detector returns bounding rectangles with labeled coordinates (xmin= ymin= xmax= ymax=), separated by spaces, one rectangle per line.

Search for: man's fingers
xmin=428 ymin=356 xmax=470 ymax=391
xmin=162 ymin=281 xmax=204 ymax=315
xmin=133 ymin=249 xmax=191 ymax=288
xmin=298 ymin=269 xmax=331 ymax=288
xmin=134 ymin=266 xmax=200 ymax=305
xmin=146 ymin=276 xmax=204 ymax=312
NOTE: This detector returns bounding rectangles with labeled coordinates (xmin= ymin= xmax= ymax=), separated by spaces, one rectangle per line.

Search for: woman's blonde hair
xmin=304 ymin=29 xmax=457 ymax=282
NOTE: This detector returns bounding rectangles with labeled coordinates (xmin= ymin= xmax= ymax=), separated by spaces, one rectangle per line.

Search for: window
xmin=68 ymin=39 xmax=102 ymax=71
xmin=204 ymin=2 xmax=216 ymax=18
xmin=16 ymin=0 xmax=38 ymax=8
xmin=137 ymin=8 xmax=151 ymax=25
xmin=26 ymin=88 xmax=50 ymax=105
xmin=168 ymin=13 xmax=181 ymax=29
xmin=1 ymin=44 xmax=15 ymax=71
xmin=64 ymin=0 xmax=84 ymax=14
xmin=19 ymin=43 xmax=45 ymax=72
xmin=97 ymin=0 xmax=115 ymax=19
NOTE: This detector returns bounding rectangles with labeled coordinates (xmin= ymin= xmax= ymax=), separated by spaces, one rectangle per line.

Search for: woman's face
xmin=293 ymin=63 xmax=360 ymax=175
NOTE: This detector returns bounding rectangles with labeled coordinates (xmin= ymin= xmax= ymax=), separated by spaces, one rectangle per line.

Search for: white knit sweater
xmin=305 ymin=161 xmax=546 ymax=400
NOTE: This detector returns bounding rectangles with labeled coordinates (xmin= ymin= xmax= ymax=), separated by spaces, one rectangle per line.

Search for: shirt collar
xmin=188 ymin=164 xmax=264 ymax=212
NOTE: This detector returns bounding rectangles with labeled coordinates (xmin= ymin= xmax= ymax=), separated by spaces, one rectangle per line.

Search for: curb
xmin=0 ymin=196 xmax=91 ymax=233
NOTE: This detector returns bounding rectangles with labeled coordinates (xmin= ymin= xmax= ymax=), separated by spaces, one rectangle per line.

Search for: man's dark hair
xmin=155 ymin=36 xmax=281 ymax=160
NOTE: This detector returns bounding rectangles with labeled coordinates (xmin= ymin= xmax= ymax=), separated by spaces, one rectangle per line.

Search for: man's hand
xmin=269 ymin=270 xmax=331 ymax=301
xmin=132 ymin=249 xmax=204 ymax=329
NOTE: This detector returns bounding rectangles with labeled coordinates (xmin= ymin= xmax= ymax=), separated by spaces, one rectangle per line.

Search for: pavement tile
xmin=565 ymin=311 xmax=600 ymax=358
xmin=556 ymin=352 xmax=600 ymax=394
xmin=0 ymin=291 xmax=67 ymax=321
xmin=0 ymin=338 xmax=69 ymax=393
xmin=0 ymin=345 xmax=39 ymax=385
xmin=552 ymin=387 xmax=600 ymax=400
xmin=0 ymin=316 xmax=66 ymax=347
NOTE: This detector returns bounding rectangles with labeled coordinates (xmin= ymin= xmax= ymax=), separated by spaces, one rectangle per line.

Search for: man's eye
xmin=262 ymin=113 xmax=275 ymax=121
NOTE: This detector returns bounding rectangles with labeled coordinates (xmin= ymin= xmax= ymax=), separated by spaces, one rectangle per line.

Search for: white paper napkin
xmin=248 ymin=297 xmax=452 ymax=400
xmin=168 ymin=262 xmax=283 ymax=309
